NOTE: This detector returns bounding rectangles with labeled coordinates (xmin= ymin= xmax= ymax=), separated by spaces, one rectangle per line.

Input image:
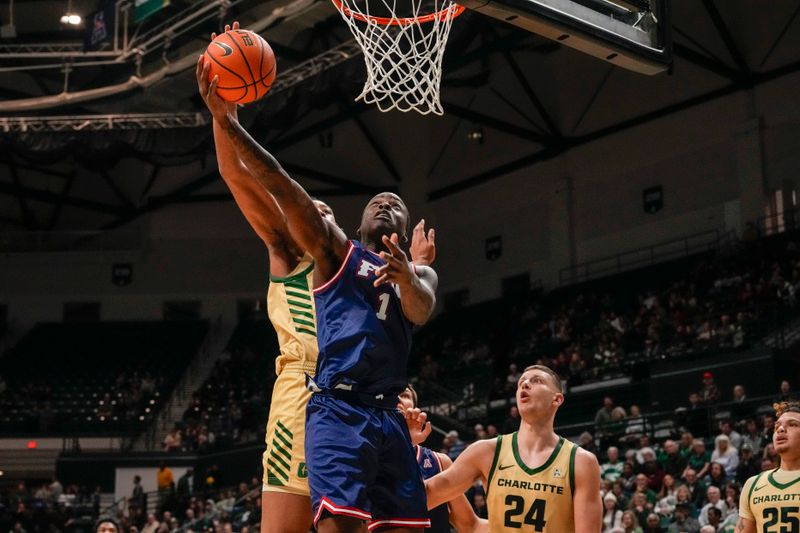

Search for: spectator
xmin=681 ymin=468 xmax=707 ymax=508
xmin=700 ymin=372 xmax=720 ymax=404
xmin=473 ymin=424 xmax=487 ymax=440
xmin=710 ymin=435 xmax=738 ymax=478
xmin=611 ymin=480 xmax=630 ymax=510
xmin=163 ymin=429 xmax=182 ymax=453
xmin=501 ymin=406 xmax=520 ymax=434
xmin=419 ymin=354 xmax=440 ymax=380
xmin=741 ymin=418 xmax=762 ymax=455
xmin=684 ymin=440 xmax=711 ymax=479
xmin=761 ymin=414 xmax=776 ymax=450
xmin=95 ymin=518 xmax=119 ymax=533
xmin=446 ymin=431 xmax=466 ymax=459
xmin=735 ymin=444 xmax=760 ymax=484
xmin=486 ymin=425 xmax=498 ymax=438
xmin=698 ymin=486 xmax=727 ymax=527
xmin=602 ymin=446 xmax=625 ymax=482
xmin=629 ymin=492 xmax=652 ymax=527
xmin=505 ymin=364 xmax=521 ymax=390
xmin=472 ymin=493 xmax=487 ymax=519
xmin=621 ymin=462 xmax=637 ymax=495
xmin=141 ymin=514 xmax=159 ymax=533
xmin=678 ymin=432 xmax=695 ymax=457
xmin=718 ymin=420 xmax=742 ymax=450
xmin=668 ymin=502 xmax=700 ymax=533
xmin=603 ymin=493 xmax=623 ymax=533
xmin=732 ymin=385 xmax=746 ymax=403
xmin=761 ymin=457 xmax=776 ymax=472
xmin=704 ymin=507 xmax=723 ymax=532
xmin=704 ymin=462 xmax=727 ymax=489
xmin=596 ymin=397 xmax=616 ymax=430
xmin=777 ymin=380 xmax=793 ymax=402
xmin=634 ymin=474 xmax=658 ymax=506
xmin=615 ymin=510 xmax=643 ymax=533
xmin=578 ymin=431 xmax=599 ymax=455
xmin=131 ymin=476 xmax=146 ymax=512
xmin=643 ymin=513 xmax=663 ymax=533
xmin=156 ymin=463 xmax=174 ymax=508
xmin=659 ymin=440 xmax=687 ymax=478
xmin=623 ymin=406 xmax=648 ymax=444
xmin=723 ymin=484 xmax=740 ymax=526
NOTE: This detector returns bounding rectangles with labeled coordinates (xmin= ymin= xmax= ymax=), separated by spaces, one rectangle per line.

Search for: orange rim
xmin=331 ymin=0 xmax=465 ymax=26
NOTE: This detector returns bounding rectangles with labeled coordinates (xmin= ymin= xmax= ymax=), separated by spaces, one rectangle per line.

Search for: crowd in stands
xmin=0 ymin=479 xmax=104 ymax=533
xmin=415 ymin=237 xmax=800 ymax=408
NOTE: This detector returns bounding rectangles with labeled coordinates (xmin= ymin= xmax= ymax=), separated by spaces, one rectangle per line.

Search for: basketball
xmin=204 ymin=29 xmax=276 ymax=104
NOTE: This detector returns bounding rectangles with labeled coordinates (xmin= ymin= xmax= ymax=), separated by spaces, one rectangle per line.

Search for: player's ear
xmin=402 ymin=233 xmax=408 ymax=243
xmin=553 ymin=393 xmax=564 ymax=407
xmin=356 ymin=227 xmax=361 ymax=237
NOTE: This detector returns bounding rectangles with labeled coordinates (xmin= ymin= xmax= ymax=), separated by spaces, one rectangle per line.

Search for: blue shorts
xmin=305 ymin=393 xmax=430 ymax=531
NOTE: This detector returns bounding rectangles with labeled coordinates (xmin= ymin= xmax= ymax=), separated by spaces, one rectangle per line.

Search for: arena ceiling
xmin=0 ymin=0 xmax=800 ymax=232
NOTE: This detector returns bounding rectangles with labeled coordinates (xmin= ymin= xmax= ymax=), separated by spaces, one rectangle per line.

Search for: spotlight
xmin=467 ymin=127 xmax=484 ymax=144
xmin=60 ymin=13 xmax=82 ymax=25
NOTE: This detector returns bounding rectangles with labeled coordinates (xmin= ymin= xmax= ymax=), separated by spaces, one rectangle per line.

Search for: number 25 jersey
xmin=312 ymin=240 xmax=414 ymax=396
xmin=739 ymin=468 xmax=800 ymax=533
xmin=487 ymin=433 xmax=577 ymax=533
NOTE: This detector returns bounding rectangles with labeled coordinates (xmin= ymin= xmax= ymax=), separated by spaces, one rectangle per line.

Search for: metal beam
xmin=571 ymin=65 xmax=614 ymax=134
xmin=47 ymin=172 xmax=77 ymax=230
xmin=759 ymin=2 xmax=800 ymax=68
xmin=673 ymin=42 xmax=741 ymax=82
xmin=6 ymin=160 xmax=37 ymax=229
xmin=430 ymin=57 xmax=800 ymax=200
xmin=442 ymin=102 xmax=554 ymax=145
xmin=104 ymin=172 xmax=221 ymax=230
xmin=501 ymin=51 xmax=561 ymax=137
xmin=0 ymin=181 xmax=123 ymax=215
xmin=349 ymin=111 xmax=403 ymax=183
xmin=281 ymin=163 xmax=396 ymax=194
xmin=702 ymin=0 xmax=751 ymax=77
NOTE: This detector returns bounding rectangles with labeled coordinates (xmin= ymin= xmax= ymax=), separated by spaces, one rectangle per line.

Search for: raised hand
xmin=375 ymin=233 xmax=416 ymax=288
xmin=402 ymin=407 xmax=432 ymax=445
xmin=409 ymin=219 xmax=436 ymax=266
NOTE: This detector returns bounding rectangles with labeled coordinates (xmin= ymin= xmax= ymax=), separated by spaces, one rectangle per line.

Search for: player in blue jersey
xmin=198 ymin=73 xmax=439 ymax=533
xmin=398 ymin=386 xmax=488 ymax=533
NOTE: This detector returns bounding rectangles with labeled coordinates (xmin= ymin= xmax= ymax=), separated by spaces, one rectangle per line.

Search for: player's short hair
xmin=523 ymin=365 xmax=563 ymax=393
xmin=775 ymin=400 xmax=800 ymax=417
xmin=404 ymin=384 xmax=418 ymax=407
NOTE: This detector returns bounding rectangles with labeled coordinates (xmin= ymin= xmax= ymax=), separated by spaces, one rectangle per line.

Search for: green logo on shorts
xmin=298 ymin=462 xmax=308 ymax=478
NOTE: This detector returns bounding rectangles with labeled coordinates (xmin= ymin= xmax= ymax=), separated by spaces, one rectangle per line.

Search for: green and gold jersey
xmin=267 ymin=253 xmax=318 ymax=376
xmin=740 ymin=468 xmax=800 ymax=533
xmin=486 ymin=433 xmax=577 ymax=533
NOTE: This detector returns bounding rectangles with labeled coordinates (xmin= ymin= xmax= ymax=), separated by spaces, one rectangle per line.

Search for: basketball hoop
xmin=332 ymin=0 xmax=464 ymax=115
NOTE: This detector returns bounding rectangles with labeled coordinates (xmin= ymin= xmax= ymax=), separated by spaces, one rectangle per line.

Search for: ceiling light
xmin=61 ymin=13 xmax=82 ymax=25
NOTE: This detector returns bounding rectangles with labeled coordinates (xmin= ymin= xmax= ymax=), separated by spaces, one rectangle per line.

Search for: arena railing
xmin=556 ymin=390 xmax=796 ymax=446
xmin=757 ymin=207 xmax=800 ymax=237
xmin=558 ymin=228 xmax=731 ymax=285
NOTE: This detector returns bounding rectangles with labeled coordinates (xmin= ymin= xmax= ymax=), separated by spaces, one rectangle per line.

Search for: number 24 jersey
xmin=486 ymin=433 xmax=577 ymax=533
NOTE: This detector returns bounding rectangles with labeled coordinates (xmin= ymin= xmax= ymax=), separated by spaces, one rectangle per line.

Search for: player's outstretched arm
xmin=425 ymin=439 xmax=494 ymax=510
xmin=572 ymin=449 xmax=602 ymax=533
xmin=435 ymin=453 xmax=488 ymax=533
xmin=374 ymin=234 xmax=438 ymax=325
xmin=197 ymin=60 xmax=347 ymax=278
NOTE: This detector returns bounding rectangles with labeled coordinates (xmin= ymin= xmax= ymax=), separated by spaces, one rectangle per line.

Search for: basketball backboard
xmin=459 ymin=0 xmax=672 ymax=75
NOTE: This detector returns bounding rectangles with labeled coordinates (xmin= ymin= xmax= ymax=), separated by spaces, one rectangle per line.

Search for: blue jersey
xmin=312 ymin=240 xmax=414 ymax=396
xmin=417 ymin=446 xmax=450 ymax=533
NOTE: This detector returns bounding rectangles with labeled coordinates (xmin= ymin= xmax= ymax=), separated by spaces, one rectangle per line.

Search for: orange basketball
xmin=204 ymin=30 xmax=276 ymax=104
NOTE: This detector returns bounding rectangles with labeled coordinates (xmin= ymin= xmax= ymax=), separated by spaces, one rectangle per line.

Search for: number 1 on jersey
xmin=376 ymin=293 xmax=390 ymax=320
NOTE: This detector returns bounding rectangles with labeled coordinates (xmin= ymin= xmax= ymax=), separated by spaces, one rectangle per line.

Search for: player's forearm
xmin=425 ymin=474 xmax=469 ymax=510
xmin=448 ymin=495 xmax=482 ymax=533
xmin=399 ymin=275 xmax=435 ymax=325
xmin=219 ymin=113 xmax=297 ymax=199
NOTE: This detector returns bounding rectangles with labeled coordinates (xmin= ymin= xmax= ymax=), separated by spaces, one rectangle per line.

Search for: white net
xmin=333 ymin=0 xmax=463 ymax=115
